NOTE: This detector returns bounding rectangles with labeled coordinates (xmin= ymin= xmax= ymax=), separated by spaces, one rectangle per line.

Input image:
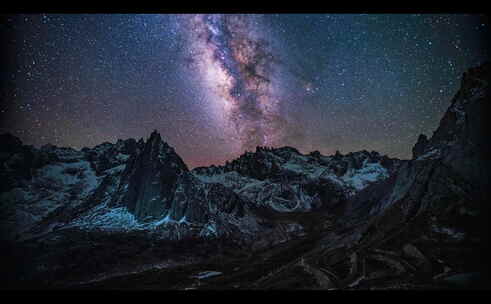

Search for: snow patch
xmin=69 ymin=205 xmax=142 ymax=231
xmin=341 ymin=161 xmax=388 ymax=191
xmin=200 ymin=221 xmax=218 ymax=237
xmin=69 ymin=204 xmax=197 ymax=232
xmin=192 ymin=271 xmax=222 ymax=279
xmin=416 ymin=148 xmax=441 ymax=160
xmin=432 ymin=225 xmax=466 ymax=241
xmin=104 ymin=164 xmax=126 ymax=175
xmin=115 ymin=153 xmax=130 ymax=161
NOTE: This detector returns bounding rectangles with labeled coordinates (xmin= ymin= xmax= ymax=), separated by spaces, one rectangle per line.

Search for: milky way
xmin=183 ymin=14 xmax=286 ymax=151
xmin=1 ymin=14 xmax=489 ymax=168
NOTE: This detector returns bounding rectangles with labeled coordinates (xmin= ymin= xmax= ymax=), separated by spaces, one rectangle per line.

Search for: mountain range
xmin=1 ymin=62 xmax=490 ymax=290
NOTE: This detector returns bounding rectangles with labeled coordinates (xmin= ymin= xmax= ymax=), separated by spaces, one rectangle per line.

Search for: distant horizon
xmin=2 ymin=14 xmax=489 ymax=168
xmin=3 ymin=125 xmax=418 ymax=170
xmin=0 ymin=70 xmax=469 ymax=168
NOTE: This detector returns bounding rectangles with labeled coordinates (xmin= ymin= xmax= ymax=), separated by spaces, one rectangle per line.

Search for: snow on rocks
xmin=69 ymin=204 xmax=199 ymax=233
xmin=68 ymin=205 xmax=142 ymax=231
xmin=3 ymin=130 xmax=399 ymax=242
xmin=340 ymin=161 xmax=389 ymax=191
xmin=416 ymin=148 xmax=441 ymax=161
xmin=431 ymin=225 xmax=466 ymax=241
xmin=193 ymin=148 xmax=396 ymax=212
xmin=192 ymin=271 xmax=223 ymax=279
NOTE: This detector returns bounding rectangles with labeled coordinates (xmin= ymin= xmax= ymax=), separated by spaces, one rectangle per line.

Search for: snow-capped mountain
xmin=1 ymin=130 xmax=265 ymax=242
xmin=0 ymin=126 xmax=402 ymax=243
xmin=193 ymin=147 xmax=401 ymax=212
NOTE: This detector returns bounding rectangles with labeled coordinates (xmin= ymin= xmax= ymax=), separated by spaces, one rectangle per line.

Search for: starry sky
xmin=1 ymin=14 xmax=489 ymax=168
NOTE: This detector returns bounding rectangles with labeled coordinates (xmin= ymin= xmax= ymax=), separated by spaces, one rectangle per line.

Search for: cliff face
xmin=116 ymin=130 xmax=188 ymax=220
xmin=413 ymin=62 xmax=490 ymax=192
xmin=359 ymin=62 xmax=490 ymax=223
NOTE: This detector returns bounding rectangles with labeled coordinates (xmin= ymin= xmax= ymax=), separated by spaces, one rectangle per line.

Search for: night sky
xmin=1 ymin=14 xmax=489 ymax=168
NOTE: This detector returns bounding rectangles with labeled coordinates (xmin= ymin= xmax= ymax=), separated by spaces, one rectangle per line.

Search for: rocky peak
xmin=459 ymin=61 xmax=490 ymax=95
xmin=414 ymin=62 xmax=489 ymax=161
xmin=138 ymin=131 xmax=186 ymax=171
xmin=147 ymin=129 xmax=163 ymax=147
xmin=255 ymin=146 xmax=273 ymax=153
xmin=370 ymin=62 xmax=490 ymax=224
xmin=309 ymin=150 xmax=322 ymax=158
xmin=408 ymin=62 xmax=490 ymax=196
xmin=116 ymin=130 xmax=189 ymax=220
xmin=143 ymin=130 xmax=181 ymax=166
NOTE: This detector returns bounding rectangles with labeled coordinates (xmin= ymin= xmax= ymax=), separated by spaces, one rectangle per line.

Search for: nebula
xmin=184 ymin=14 xmax=285 ymax=151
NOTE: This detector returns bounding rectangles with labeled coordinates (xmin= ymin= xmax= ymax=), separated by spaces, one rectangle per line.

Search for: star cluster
xmin=1 ymin=14 xmax=489 ymax=168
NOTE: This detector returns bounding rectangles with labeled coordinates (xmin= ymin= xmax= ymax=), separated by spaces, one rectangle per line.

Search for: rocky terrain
xmin=1 ymin=62 xmax=489 ymax=290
